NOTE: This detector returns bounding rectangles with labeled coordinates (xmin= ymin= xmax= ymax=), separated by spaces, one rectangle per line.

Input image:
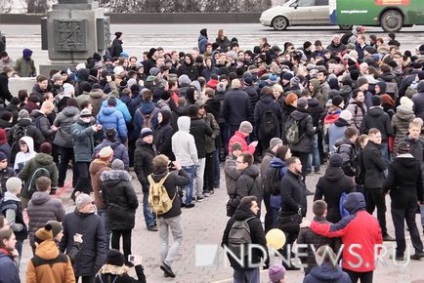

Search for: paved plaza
xmin=16 ymin=166 xmax=424 ymax=283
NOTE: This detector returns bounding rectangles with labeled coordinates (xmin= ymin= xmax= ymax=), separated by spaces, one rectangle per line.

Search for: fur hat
xmin=239 ymin=121 xmax=253 ymax=134
xmin=140 ymin=128 xmax=153 ymax=139
xmin=75 ymin=193 xmax=93 ymax=210
xmin=98 ymin=146 xmax=114 ymax=159
xmin=106 ymin=249 xmax=125 ymax=266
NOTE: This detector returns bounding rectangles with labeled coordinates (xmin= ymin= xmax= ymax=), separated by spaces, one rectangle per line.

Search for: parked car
xmin=259 ymin=0 xmax=352 ymax=31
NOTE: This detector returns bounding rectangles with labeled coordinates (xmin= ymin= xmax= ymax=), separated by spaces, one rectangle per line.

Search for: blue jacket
xmin=133 ymin=102 xmax=159 ymax=139
xmin=0 ymin=250 xmax=20 ymax=283
xmin=303 ymin=263 xmax=351 ymax=283
xmin=97 ymin=107 xmax=128 ymax=142
xmin=94 ymin=140 xmax=129 ymax=169
xmin=198 ymin=34 xmax=208 ymax=54
xmin=101 ymin=98 xmax=132 ymax=123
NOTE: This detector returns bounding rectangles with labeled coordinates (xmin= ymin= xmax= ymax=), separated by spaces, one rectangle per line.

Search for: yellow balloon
xmin=266 ymin=228 xmax=286 ymax=250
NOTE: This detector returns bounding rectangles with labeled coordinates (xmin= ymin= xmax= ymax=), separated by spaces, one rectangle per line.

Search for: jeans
xmin=58 ymin=146 xmax=77 ymax=187
xmin=365 ymin=187 xmax=387 ymax=235
xmin=308 ymin=134 xmax=321 ymax=171
xmin=158 ymin=215 xmax=183 ymax=267
xmin=194 ymin=158 xmax=206 ymax=197
xmin=213 ymin=150 xmax=220 ymax=188
xmin=16 ymin=240 xmax=23 ymax=258
xmin=111 ymin=229 xmax=132 ymax=263
xmin=420 ymin=204 xmax=424 ymax=228
xmin=381 ymin=142 xmax=390 ymax=161
xmin=142 ymin=186 xmax=156 ymax=228
xmin=233 ymin=268 xmax=260 ymax=283
xmin=182 ymin=165 xmax=195 ymax=205
xmin=97 ymin=209 xmax=111 ymax=249
xmin=391 ymin=206 xmax=423 ymax=256
xmin=74 ymin=162 xmax=91 ymax=194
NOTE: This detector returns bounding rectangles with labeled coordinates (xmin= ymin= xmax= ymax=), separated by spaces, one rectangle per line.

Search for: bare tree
xmin=0 ymin=0 xmax=13 ymax=13
xmin=26 ymin=0 xmax=49 ymax=13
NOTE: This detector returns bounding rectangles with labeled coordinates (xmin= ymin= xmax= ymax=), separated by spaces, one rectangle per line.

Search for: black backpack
xmin=340 ymin=32 xmax=353 ymax=45
xmin=259 ymin=109 xmax=279 ymax=139
xmin=266 ymin=167 xmax=282 ymax=196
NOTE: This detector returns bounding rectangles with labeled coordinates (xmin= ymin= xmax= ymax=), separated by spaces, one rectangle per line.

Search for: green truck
xmin=330 ymin=0 xmax=424 ymax=32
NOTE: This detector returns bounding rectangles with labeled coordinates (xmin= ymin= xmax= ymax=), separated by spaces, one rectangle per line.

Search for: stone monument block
xmin=54 ymin=20 xmax=87 ymax=52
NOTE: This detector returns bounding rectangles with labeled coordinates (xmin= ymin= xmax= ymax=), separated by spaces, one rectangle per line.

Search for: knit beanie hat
xmin=0 ymin=151 xmax=7 ymax=161
xmin=106 ymin=249 xmax=125 ymax=266
xmin=75 ymin=193 xmax=93 ymax=210
xmin=269 ymin=138 xmax=283 ymax=150
xmin=397 ymin=141 xmax=411 ymax=154
xmin=140 ymin=128 xmax=153 ymax=139
xmin=98 ymin=146 xmax=114 ymax=160
xmin=18 ymin=109 xmax=30 ymax=120
xmin=35 ymin=223 xmax=54 ymax=243
xmin=40 ymin=142 xmax=52 ymax=154
xmin=239 ymin=121 xmax=253 ymax=134
xmin=45 ymin=220 xmax=63 ymax=238
xmin=269 ymin=264 xmax=286 ymax=283
xmin=111 ymin=159 xmax=125 ymax=170
xmin=329 ymin=153 xmax=343 ymax=168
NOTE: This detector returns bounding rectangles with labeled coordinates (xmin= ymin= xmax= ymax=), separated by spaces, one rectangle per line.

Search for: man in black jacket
xmin=360 ymin=95 xmax=393 ymax=161
xmin=279 ymin=157 xmax=307 ymax=270
xmin=222 ymin=196 xmax=269 ymax=282
xmin=335 ymin=127 xmax=359 ymax=178
xmin=363 ymin=128 xmax=394 ymax=241
xmin=383 ymin=141 xmax=424 ymax=260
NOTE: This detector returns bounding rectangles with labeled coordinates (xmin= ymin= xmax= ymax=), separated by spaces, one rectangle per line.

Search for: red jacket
xmin=228 ymin=131 xmax=256 ymax=155
xmin=310 ymin=209 xmax=382 ymax=272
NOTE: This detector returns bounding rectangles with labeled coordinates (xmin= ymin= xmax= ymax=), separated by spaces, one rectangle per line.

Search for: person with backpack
xmin=314 ymin=154 xmax=355 ymax=223
xmin=134 ymin=128 xmax=157 ymax=231
xmin=18 ymin=142 xmax=58 ymax=209
xmin=222 ymin=196 xmax=269 ymax=282
xmin=284 ymin=97 xmax=315 ymax=182
xmin=26 ymin=223 xmax=75 ymax=283
xmin=101 ymin=159 xmax=139 ymax=266
xmin=335 ymin=127 xmax=359 ymax=178
xmin=133 ymin=89 xmax=160 ymax=139
xmin=8 ymin=109 xmax=45 ymax=164
xmin=0 ymin=177 xmax=27 ymax=258
xmin=254 ymin=86 xmax=282 ymax=154
xmin=149 ymin=154 xmax=190 ymax=278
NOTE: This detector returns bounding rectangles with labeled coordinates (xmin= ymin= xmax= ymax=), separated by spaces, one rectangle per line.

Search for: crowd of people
xmin=0 ymin=25 xmax=424 ymax=283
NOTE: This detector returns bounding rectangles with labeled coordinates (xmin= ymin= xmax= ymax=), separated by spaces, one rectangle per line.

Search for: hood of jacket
xmin=3 ymin=191 xmax=20 ymax=202
xmin=100 ymin=106 xmax=119 ymax=116
xmin=140 ymin=101 xmax=155 ymax=114
xmin=291 ymin=109 xmax=310 ymax=120
xmin=89 ymin=159 xmax=110 ymax=176
xmin=259 ymin=94 xmax=275 ymax=104
xmin=89 ymin=89 xmax=104 ymax=99
xmin=233 ymin=199 xmax=257 ymax=221
xmin=62 ymin=105 xmax=80 ymax=117
xmin=30 ymin=191 xmax=52 ymax=205
xmin=241 ymin=165 xmax=260 ymax=179
xmin=309 ymin=263 xmax=344 ymax=281
xmin=34 ymin=153 xmax=54 ymax=165
xmin=35 ymin=239 xmax=60 ymax=260
xmin=158 ymin=109 xmax=172 ymax=126
xmin=339 ymin=85 xmax=352 ymax=97
xmin=344 ymin=192 xmax=366 ymax=214
xmin=324 ymin=167 xmax=346 ymax=182
xmin=334 ymin=118 xmax=350 ymax=127
xmin=270 ymin=157 xmax=287 ymax=169
xmin=100 ymin=169 xmax=132 ymax=185
xmin=394 ymin=105 xmax=415 ymax=121
xmin=177 ymin=116 xmax=191 ymax=132
xmin=20 ymin=136 xmax=35 ymax=154
xmin=368 ymin=106 xmax=385 ymax=117
xmin=395 ymin=154 xmax=418 ymax=168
